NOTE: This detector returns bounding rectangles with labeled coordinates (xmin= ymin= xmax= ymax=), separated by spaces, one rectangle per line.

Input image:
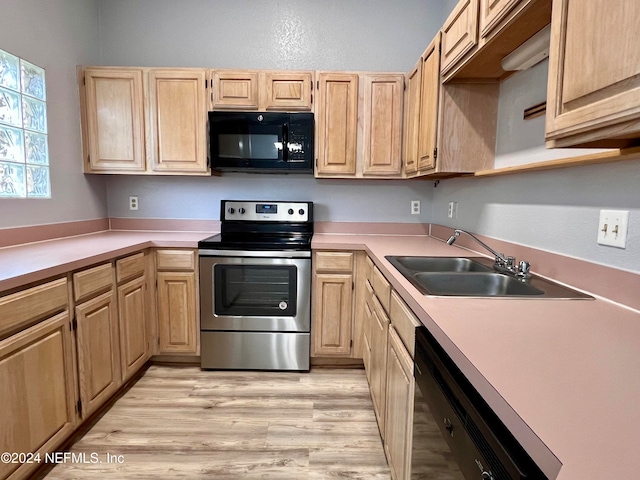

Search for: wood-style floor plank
xmin=45 ymin=366 xmax=390 ymax=479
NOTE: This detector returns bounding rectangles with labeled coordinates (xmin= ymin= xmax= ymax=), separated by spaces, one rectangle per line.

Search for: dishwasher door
xmin=412 ymin=326 xmax=548 ymax=480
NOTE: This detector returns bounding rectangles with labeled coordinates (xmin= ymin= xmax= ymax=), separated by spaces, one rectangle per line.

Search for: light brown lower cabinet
xmin=117 ymin=276 xmax=148 ymax=381
xmin=0 ymin=312 xmax=77 ymax=480
xmin=156 ymin=271 xmax=197 ymax=354
xmin=384 ymin=326 xmax=415 ymax=480
xmin=369 ymin=294 xmax=390 ymax=432
xmin=75 ymin=290 xmax=122 ymax=418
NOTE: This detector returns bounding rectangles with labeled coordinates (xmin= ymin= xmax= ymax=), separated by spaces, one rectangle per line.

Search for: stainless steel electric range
xmin=198 ymin=200 xmax=313 ymax=371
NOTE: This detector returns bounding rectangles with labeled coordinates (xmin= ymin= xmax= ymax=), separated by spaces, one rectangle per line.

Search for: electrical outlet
xmin=447 ymin=201 xmax=458 ymax=219
xmin=129 ymin=196 xmax=139 ymax=211
xmin=411 ymin=200 xmax=420 ymax=215
xmin=597 ymin=209 xmax=628 ymax=248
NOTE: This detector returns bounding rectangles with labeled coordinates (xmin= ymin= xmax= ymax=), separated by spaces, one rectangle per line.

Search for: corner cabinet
xmin=545 ymin=0 xmax=640 ymax=148
xmin=80 ymin=67 xmax=210 ymax=175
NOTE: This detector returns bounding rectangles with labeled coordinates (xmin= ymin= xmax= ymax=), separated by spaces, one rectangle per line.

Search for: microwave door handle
xmin=282 ymin=123 xmax=289 ymax=162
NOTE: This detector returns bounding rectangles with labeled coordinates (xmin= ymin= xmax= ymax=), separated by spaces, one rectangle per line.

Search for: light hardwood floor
xmin=45 ymin=366 xmax=391 ymax=479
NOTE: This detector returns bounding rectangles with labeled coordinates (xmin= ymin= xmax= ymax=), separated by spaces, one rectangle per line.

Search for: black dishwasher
xmin=412 ymin=326 xmax=548 ymax=480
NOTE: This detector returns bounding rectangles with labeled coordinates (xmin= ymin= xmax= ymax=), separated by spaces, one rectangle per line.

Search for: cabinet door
xmin=315 ymin=72 xmax=359 ymax=176
xmin=148 ymin=69 xmax=208 ymax=174
xmin=312 ymin=273 xmax=353 ymax=356
xmin=369 ymin=295 xmax=389 ymax=434
xmin=441 ymin=0 xmax=479 ymax=76
xmin=157 ymin=271 xmax=197 ymax=354
xmin=417 ymin=34 xmax=442 ymax=172
xmin=118 ymin=276 xmax=148 ymax=382
xmin=76 ymin=290 xmax=122 ymax=418
xmin=262 ymin=71 xmax=313 ymax=111
xmin=362 ymin=74 xmax=404 ymax=177
xmin=0 ymin=312 xmax=76 ymax=480
xmin=545 ymin=0 xmax=640 ymax=147
xmin=211 ymin=70 xmax=259 ymax=110
xmin=362 ymin=298 xmax=373 ymax=383
xmin=83 ymin=68 xmax=146 ymax=173
xmin=403 ymin=61 xmax=422 ymax=176
xmin=479 ymin=0 xmax=520 ymax=38
xmin=384 ymin=327 xmax=415 ymax=480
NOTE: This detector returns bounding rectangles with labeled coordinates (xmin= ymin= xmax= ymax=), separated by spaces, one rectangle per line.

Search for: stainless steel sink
xmin=385 ymin=256 xmax=593 ymax=299
xmin=388 ymin=256 xmax=493 ymax=273
xmin=414 ymin=272 xmax=544 ymax=296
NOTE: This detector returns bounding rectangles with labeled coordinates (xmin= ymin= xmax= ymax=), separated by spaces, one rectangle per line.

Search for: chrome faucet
xmin=446 ymin=229 xmax=531 ymax=279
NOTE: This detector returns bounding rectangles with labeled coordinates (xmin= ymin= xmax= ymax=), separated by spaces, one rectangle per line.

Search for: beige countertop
xmin=1 ymin=230 xmax=638 ymax=479
xmin=313 ymin=233 xmax=640 ymax=480
xmin=0 ymin=230 xmax=212 ymax=292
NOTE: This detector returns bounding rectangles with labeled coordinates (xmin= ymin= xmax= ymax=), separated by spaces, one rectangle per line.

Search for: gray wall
xmin=431 ymin=65 xmax=640 ymax=274
xmin=98 ymin=0 xmax=445 ymax=225
xmin=0 ymin=0 xmax=106 ymax=229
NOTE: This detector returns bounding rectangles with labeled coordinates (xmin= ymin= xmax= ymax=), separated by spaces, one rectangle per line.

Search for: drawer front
xmin=365 ymin=255 xmax=374 ymax=283
xmin=315 ymin=251 xmax=354 ymax=273
xmin=372 ymin=265 xmax=391 ymax=313
xmin=116 ymin=252 xmax=145 ymax=283
xmin=390 ymin=291 xmax=420 ymax=358
xmin=73 ymin=263 xmax=113 ymax=302
xmin=0 ymin=278 xmax=68 ymax=338
xmin=156 ymin=249 xmax=196 ymax=271
xmin=372 ymin=293 xmax=390 ymax=327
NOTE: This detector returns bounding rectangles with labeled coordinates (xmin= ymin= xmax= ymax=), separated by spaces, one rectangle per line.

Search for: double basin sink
xmin=386 ymin=256 xmax=592 ymax=299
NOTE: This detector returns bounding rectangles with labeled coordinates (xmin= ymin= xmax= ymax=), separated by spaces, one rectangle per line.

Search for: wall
xmin=0 ymin=0 xmax=106 ymax=229
xmin=431 ymin=64 xmax=640 ymax=274
xmin=98 ymin=0 xmax=446 ymax=224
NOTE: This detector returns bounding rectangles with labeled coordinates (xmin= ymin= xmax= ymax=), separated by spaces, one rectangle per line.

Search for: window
xmin=0 ymin=48 xmax=49 ymax=198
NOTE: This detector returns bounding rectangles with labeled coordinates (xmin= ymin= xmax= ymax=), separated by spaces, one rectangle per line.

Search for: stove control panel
xmin=222 ymin=201 xmax=312 ymax=222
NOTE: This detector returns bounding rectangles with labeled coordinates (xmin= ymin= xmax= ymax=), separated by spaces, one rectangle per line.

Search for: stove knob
xmin=227 ymin=207 xmax=235 ymax=214
xmin=239 ymin=208 xmax=246 ymax=214
xmin=298 ymin=209 xmax=305 ymax=216
xmin=288 ymin=209 xmax=294 ymax=215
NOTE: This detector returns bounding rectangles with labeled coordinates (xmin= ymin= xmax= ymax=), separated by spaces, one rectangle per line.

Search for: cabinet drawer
xmin=0 ymin=278 xmax=68 ymax=338
xmin=156 ymin=249 xmax=196 ymax=271
xmin=73 ymin=263 xmax=113 ymax=302
xmin=315 ymin=251 xmax=354 ymax=273
xmin=116 ymin=252 xmax=145 ymax=283
xmin=389 ymin=291 xmax=420 ymax=358
xmin=372 ymin=265 xmax=391 ymax=313
xmin=372 ymin=293 xmax=389 ymax=327
xmin=365 ymin=255 xmax=374 ymax=283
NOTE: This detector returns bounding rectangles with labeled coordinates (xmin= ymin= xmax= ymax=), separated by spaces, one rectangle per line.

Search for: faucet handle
xmin=506 ymin=256 xmax=516 ymax=268
xmin=518 ymin=260 xmax=531 ymax=278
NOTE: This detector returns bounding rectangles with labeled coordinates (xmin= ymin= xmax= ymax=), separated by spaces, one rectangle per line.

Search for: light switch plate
xmin=597 ymin=209 xmax=629 ymax=248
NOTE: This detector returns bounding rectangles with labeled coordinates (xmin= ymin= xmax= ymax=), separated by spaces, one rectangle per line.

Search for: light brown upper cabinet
xmin=316 ymin=72 xmax=405 ymax=178
xmin=82 ymin=68 xmax=146 ymax=173
xmin=210 ymin=70 xmax=314 ymax=111
xmin=404 ymin=33 xmax=498 ymax=177
xmin=545 ymin=0 xmax=640 ymax=148
xmin=148 ymin=69 xmax=209 ymax=174
xmin=81 ymin=67 xmax=210 ymax=175
xmin=361 ymin=74 xmax=404 ymax=176
xmin=261 ymin=71 xmax=314 ymax=111
xmin=440 ymin=0 xmax=552 ymax=82
xmin=210 ymin=70 xmax=259 ymax=110
xmin=417 ymin=36 xmax=441 ymax=173
xmin=441 ymin=0 xmax=479 ymax=77
xmin=315 ymin=72 xmax=359 ymax=176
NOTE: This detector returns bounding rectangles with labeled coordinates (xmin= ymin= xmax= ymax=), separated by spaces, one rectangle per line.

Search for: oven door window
xmin=214 ymin=264 xmax=297 ymax=317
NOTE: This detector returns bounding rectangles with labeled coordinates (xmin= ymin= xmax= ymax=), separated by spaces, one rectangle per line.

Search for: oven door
xmin=199 ymin=252 xmax=311 ymax=333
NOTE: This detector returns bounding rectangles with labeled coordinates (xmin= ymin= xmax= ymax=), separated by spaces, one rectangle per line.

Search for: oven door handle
xmin=198 ymin=249 xmax=311 ymax=258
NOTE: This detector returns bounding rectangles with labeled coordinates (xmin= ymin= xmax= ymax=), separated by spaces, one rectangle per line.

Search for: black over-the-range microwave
xmin=208 ymin=111 xmax=314 ymax=173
